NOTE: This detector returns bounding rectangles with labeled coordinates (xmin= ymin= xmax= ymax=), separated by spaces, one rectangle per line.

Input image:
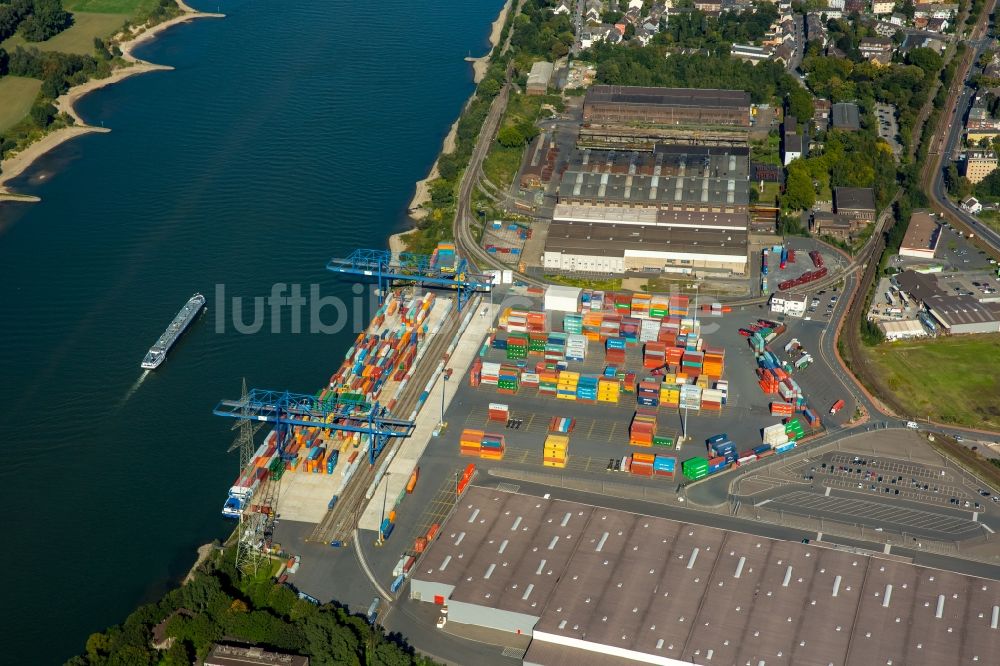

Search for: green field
xmin=864 ymin=334 xmax=1000 ymax=429
xmin=64 ymin=0 xmax=159 ymax=12
xmin=2 ymin=12 xmax=128 ymax=55
xmin=0 ymin=77 xmax=42 ymax=132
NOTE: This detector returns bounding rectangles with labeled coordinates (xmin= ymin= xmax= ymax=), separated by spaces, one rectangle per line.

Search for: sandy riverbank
xmin=0 ymin=1 xmax=224 ymax=201
xmin=404 ymin=0 xmax=513 ymax=224
xmin=466 ymin=0 xmax=514 ymax=83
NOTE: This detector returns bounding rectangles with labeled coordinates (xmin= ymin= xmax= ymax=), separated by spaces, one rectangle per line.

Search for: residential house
xmin=731 ymin=43 xmax=772 ymax=64
xmin=889 ymin=12 xmax=906 ymax=25
xmin=961 ymin=196 xmax=983 ymax=214
xmin=584 ymin=0 xmax=602 ymax=22
xmin=826 ymin=0 xmax=846 ymax=8
xmin=872 ymin=21 xmax=900 ymax=38
xmin=859 ymin=37 xmax=894 ymax=60
xmin=552 ymin=0 xmax=572 ymax=15
xmin=914 ymin=3 xmax=958 ymax=19
xmin=772 ymin=42 xmax=796 ymax=65
xmin=783 ymin=133 xmax=804 ymax=165
xmin=813 ymin=98 xmax=832 ymax=128
xmin=870 ymin=51 xmax=893 ymax=67
xmin=628 ymin=0 xmax=645 ymax=9
xmin=844 ymin=0 xmax=865 ymax=12
xmin=693 ymin=0 xmax=722 ymax=14
xmin=926 ymin=17 xmax=949 ymax=32
xmin=805 ymin=13 xmax=827 ymax=44
xmin=873 ymin=0 xmax=895 ymax=13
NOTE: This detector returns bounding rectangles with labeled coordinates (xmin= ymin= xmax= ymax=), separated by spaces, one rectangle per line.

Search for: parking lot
xmin=875 ymin=102 xmax=902 ymax=157
xmin=766 ymin=489 xmax=982 ymax=539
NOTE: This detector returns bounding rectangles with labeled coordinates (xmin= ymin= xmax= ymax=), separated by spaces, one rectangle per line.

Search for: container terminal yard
xmin=213 ymin=243 xmax=1000 ymax=666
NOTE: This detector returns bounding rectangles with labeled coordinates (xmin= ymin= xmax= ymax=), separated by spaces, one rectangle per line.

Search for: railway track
xmin=306 ymin=302 xmax=467 ymax=545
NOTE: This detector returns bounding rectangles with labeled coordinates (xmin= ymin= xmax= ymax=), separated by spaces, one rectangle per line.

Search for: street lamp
xmin=439 ymin=371 xmax=450 ymax=429
xmin=377 ymin=472 xmax=392 ymax=546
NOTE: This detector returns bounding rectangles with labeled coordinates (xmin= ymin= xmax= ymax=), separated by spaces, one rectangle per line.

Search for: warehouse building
xmin=879 ymin=319 xmax=928 ymax=340
xmin=834 ymin=186 xmax=877 ymax=221
xmin=895 ymin=270 xmax=1000 ymax=334
xmin=583 ymin=86 xmax=752 ymax=127
xmin=831 ymin=102 xmax=861 ymax=131
xmin=899 ymin=210 xmax=940 ymax=259
xmin=542 ymin=144 xmax=750 ymax=277
xmin=527 ymin=61 xmax=555 ymax=96
xmin=410 ymin=487 xmax=1000 ymax=666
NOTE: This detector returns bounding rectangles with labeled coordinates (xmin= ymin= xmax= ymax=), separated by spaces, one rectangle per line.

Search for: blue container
xmin=776 ymin=442 xmax=796 ymax=454
xmin=380 ymin=519 xmax=395 ymax=539
xmin=391 ymin=573 xmax=405 ymax=593
xmin=708 ymin=460 xmax=727 ymax=473
xmin=328 ymin=494 xmax=339 ymax=510
xmin=492 ymin=338 xmax=508 ymax=349
xmin=753 ymin=444 xmax=773 ymax=455
xmin=707 ymin=433 xmax=729 ymax=445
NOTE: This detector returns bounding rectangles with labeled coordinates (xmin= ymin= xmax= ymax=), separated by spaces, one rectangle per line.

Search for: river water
xmin=0 ymin=0 xmax=501 ymax=661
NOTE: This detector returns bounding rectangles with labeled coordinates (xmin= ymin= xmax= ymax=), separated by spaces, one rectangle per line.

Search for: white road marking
xmin=757 ymin=499 xmax=773 ymax=506
xmin=825 ymin=486 xmax=831 ymax=496
xmin=816 ymin=532 xmax=823 ymax=541
xmin=973 ymin=511 xmax=979 ymax=522
xmin=883 ymin=544 xmax=892 ymax=554
xmin=983 ymin=524 xmax=995 ymax=534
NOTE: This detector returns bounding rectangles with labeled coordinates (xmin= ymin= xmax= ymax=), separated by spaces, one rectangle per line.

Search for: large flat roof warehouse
xmin=584 ymin=86 xmax=752 ymax=110
xmin=558 ymin=171 xmax=750 ymax=208
xmin=566 ymin=146 xmax=750 ymax=180
xmin=900 ymin=210 xmax=941 ymax=259
xmin=552 ymin=203 xmax=748 ymax=231
xmin=544 ymin=221 xmax=749 ymax=257
xmin=410 ymin=487 xmax=1000 ymax=666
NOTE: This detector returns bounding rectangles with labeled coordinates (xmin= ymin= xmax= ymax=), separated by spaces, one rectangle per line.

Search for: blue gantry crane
xmin=213 ymin=388 xmax=416 ymax=465
xmin=326 ymin=249 xmax=492 ymax=312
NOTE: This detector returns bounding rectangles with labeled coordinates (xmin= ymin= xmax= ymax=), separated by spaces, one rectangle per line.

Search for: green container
xmin=682 ymin=456 xmax=709 ymax=479
xmin=653 ymin=436 xmax=674 ymax=448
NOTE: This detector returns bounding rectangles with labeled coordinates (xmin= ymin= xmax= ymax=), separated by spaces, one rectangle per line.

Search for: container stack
xmin=630 ymin=452 xmax=654 ymax=476
xmin=770 ymin=402 xmax=795 ymax=417
xmin=649 ymin=295 xmax=669 ymax=319
xmin=498 ymin=365 xmax=520 ymax=395
xmin=528 ymin=332 xmax=547 ymax=356
xmin=538 ymin=370 xmax=559 ymax=397
xmin=681 ymin=350 xmax=704 ymax=373
xmin=707 ymin=456 xmax=728 ymax=473
xmin=630 ymin=293 xmax=651 ymax=319
xmin=682 ymin=456 xmax=709 ymax=480
xmin=668 ymin=295 xmax=689 ymax=317
xmin=557 ymin=371 xmax=579 ymax=401
xmin=702 ymin=347 xmax=725 ymax=378
xmin=714 ymin=380 xmax=729 ymax=404
xmin=506 ymin=333 xmax=528 ymax=360
xmin=629 ymin=408 xmax=657 ymax=446
xmin=520 ymin=371 xmax=539 ymax=389
xmin=784 ymin=417 xmax=805 ymax=441
xmin=643 ymin=342 xmax=667 ymax=369
xmin=582 ymin=312 xmax=603 ymax=341
xmin=701 ymin=388 xmax=724 ymax=411
xmin=762 ymin=423 xmax=790 ymax=448
xmin=576 ymin=375 xmax=598 ymax=402
xmin=778 ymin=377 xmax=803 ymax=405
xmin=503 ymin=309 xmax=528 ymax=333
xmin=659 ymin=383 xmax=681 ymax=408
xmin=488 ymin=403 xmax=510 ymax=422
xmin=548 ymin=416 xmax=575 ymax=433
xmin=481 ymin=361 xmax=501 ymax=386
xmin=563 ymin=313 xmax=583 ymax=334
xmin=709 ymin=439 xmax=737 ymax=464
xmin=601 ymin=315 xmax=621 ymax=340
xmin=469 ymin=358 xmax=482 ymax=387
xmin=637 ymin=379 xmax=660 ymax=407
xmin=620 ymin=317 xmax=640 ymax=345
xmin=597 ymin=377 xmax=621 ymax=403
xmin=653 ymin=455 xmax=676 ymax=478
xmin=680 ymin=385 xmax=702 ymax=412
xmin=803 ymin=407 xmax=821 ymax=428
xmin=653 ymin=435 xmax=674 ymax=448
xmin=605 ymin=337 xmax=626 ymax=364
xmin=566 ymin=334 xmax=587 ymax=361
xmin=543 ymin=434 xmax=569 ymax=468
xmin=460 ymin=429 xmax=484 ymax=456
xmin=479 ymin=434 xmax=505 ymax=460
xmin=639 ymin=318 xmax=661 ymax=343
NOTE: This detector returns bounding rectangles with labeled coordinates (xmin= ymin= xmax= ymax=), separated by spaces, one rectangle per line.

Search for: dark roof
xmin=812 ymin=211 xmax=854 ymax=230
xmin=835 ymin=186 xmax=877 ymax=212
xmin=585 ymin=85 xmax=751 ymax=110
xmin=896 ymin=270 xmax=945 ymax=299
xmin=831 ymin=102 xmax=861 ymax=130
xmin=926 ymin=294 xmax=1000 ymax=328
xmin=544 ymin=220 xmax=748 ymax=257
xmin=205 ymin=644 xmax=308 ymax=666
xmin=785 ymin=134 xmax=804 ymax=154
xmin=417 ymin=486 xmax=1000 ymax=666
xmin=558 ymin=171 xmax=749 ymax=207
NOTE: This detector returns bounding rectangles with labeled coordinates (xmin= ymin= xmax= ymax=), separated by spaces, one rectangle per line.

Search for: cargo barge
xmin=141 ymin=293 xmax=206 ymax=369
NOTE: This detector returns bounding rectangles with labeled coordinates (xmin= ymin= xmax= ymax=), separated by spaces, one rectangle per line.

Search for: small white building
xmin=872 ymin=0 xmax=895 ymax=14
xmin=769 ymin=292 xmax=808 ymax=318
xmin=783 ymin=134 xmax=803 ymax=166
xmin=544 ymin=285 xmax=583 ymax=313
xmin=961 ymin=196 xmax=983 ymax=214
xmin=878 ymin=319 xmax=928 ymax=341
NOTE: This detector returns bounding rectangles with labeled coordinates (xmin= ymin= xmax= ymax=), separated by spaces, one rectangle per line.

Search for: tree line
xmin=66 ymin=548 xmax=438 ymax=666
xmin=0 ymin=0 xmax=72 ymax=43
